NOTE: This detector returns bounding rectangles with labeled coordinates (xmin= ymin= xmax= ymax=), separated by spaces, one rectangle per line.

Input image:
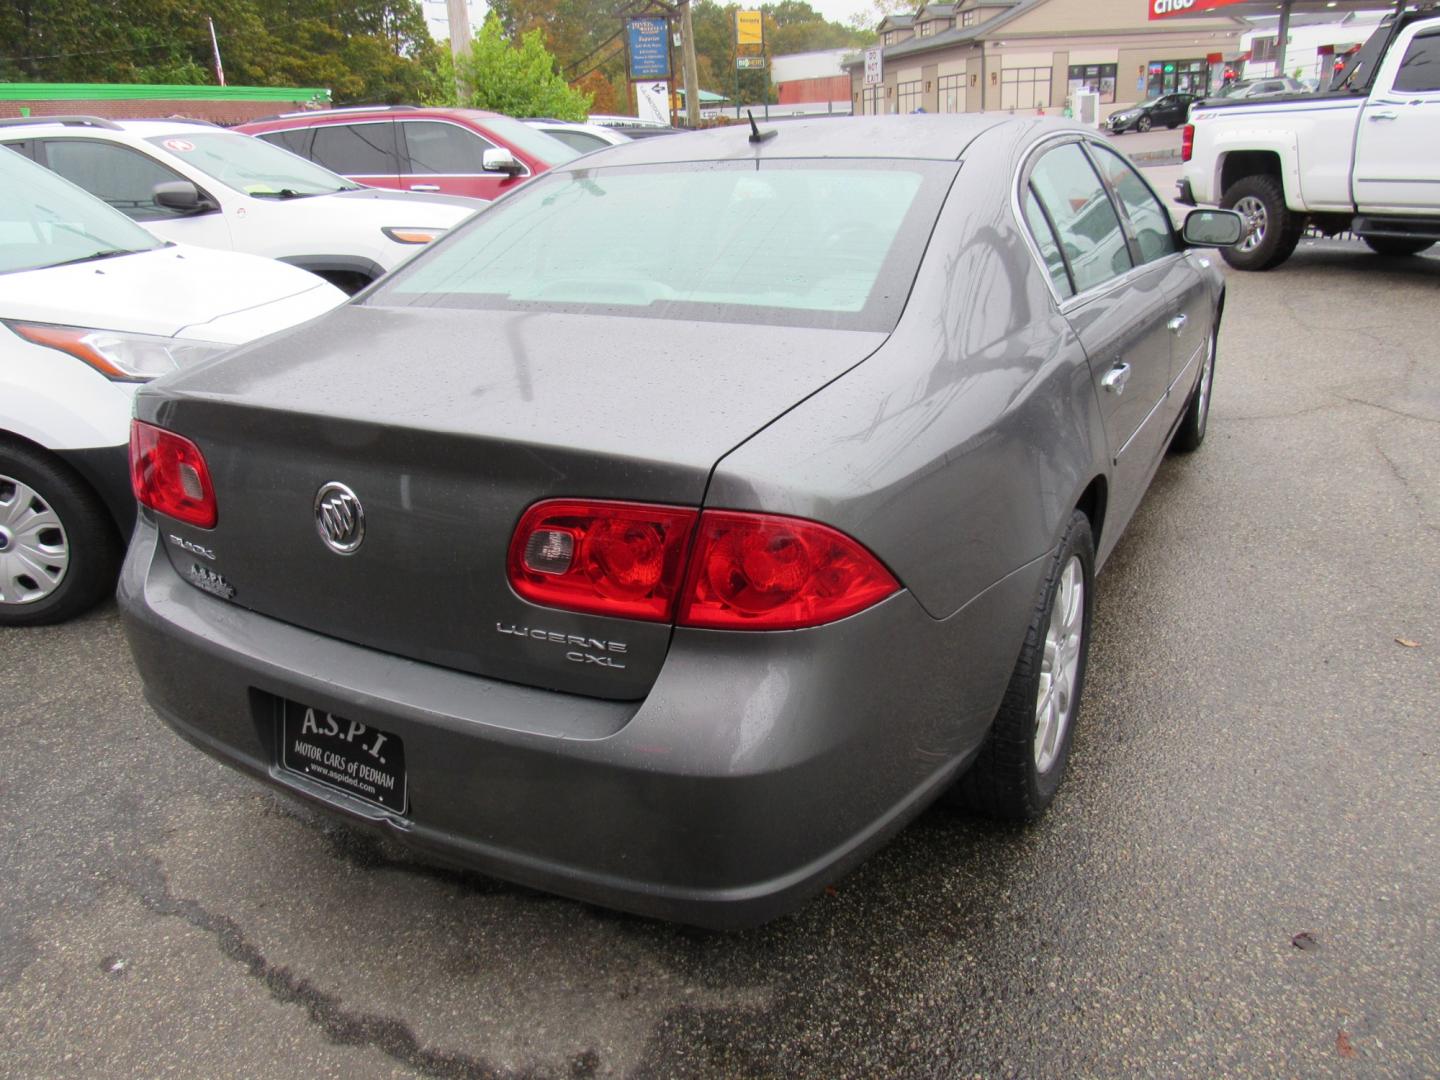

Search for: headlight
xmin=5 ymin=321 xmax=232 ymax=381
xmin=382 ymin=226 xmax=447 ymax=245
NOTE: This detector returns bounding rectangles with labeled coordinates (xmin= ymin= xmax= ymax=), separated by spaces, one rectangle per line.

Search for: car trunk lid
xmin=140 ymin=305 xmax=886 ymax=699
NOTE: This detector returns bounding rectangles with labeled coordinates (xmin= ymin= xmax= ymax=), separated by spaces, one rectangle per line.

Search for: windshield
xmin=146 ymin=132 xmax=359 ymax=197
xmin=0 ymin=146 xmax=162 ymax=274
xmin=366 ymin=159 xmax=953 ymax=332
xmin=474 ymin=115 xmax=582 ymax=167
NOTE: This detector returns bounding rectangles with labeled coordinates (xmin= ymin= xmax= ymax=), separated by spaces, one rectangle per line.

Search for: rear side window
xmin=1027 ymin=143 xmax=1132 ymax=295
xmin=310 ymin=122 xmax=398 ymax=175
xmin=40 ymin=139 xmax=192 ymax=221
xmin=400 ymin=121 xmax=494 ymax=175
xmin=545 ymin=129 xmax=610 ymax=153
xmin=1022 ymin=188 xmax=1074 ymax=299
xmin=1395 ymin=31 xmax=1440 ymax=93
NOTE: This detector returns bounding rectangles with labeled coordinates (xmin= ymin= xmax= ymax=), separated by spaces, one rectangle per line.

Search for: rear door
xmin=307 ymin=120 xmax=401 ymax=191
xmin=397 ymin=119 xmax=522 ymax=200
xmin=1354 ymin=24 xmax=1440 ymax=213
xmin=1024 ymin=139 xmax=1173 ymax=527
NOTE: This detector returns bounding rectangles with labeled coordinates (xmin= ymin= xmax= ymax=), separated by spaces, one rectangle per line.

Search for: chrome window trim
xmin=396 ymin=118 xmax=532 ymax=180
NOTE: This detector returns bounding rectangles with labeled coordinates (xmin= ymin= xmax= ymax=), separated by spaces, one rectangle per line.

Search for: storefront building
xmin=847 ymin=0 xmax=1247 ymax=120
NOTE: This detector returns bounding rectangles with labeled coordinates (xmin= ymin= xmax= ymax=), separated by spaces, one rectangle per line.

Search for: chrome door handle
xmin=409 ymin=183 xmax=442 ymax=191
xmin=1167 ymin=314 xmax=1188 ymax=334
xmin=1369 ymin=111 xmax=1399 ymax=121
xmin=1101 ymin=363 xmax=1132 ymax=395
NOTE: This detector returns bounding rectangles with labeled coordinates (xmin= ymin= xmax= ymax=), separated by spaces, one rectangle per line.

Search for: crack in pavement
xmin=1337 ymin=394 xmax=1440 ymax=427
xmin=114 ymin=855 xmax=539 ymax=1080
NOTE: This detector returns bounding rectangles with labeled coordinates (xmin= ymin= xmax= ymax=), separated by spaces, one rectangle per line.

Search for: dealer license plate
xmin=279 ymin=701 xmax=407 ymax=813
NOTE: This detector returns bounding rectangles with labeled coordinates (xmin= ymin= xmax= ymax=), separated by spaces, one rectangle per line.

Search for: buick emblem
xmin=314 ymin=482 xmax=365 ymax=554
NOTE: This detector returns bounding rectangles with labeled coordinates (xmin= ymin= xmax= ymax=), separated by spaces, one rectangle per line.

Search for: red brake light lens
xmin=507 ymin=500 xmax=698 ymax=621
xmin=1182 ymin=124 xmax=1195 ymax=162
xmin=677 ymin=511 xmax=900 ymax=631
xmin=129 ymin=420 xmax=217 ymax=529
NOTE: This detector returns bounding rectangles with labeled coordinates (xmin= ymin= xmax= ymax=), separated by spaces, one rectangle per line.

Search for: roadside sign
xmin=626 ymin=16 xmax=671 ymax=81
xmin=864 ymin=47 xmax=883 ymax=87
xmin=735 ymin=10 xmax=764 ymax=47
xmin=736 ymin=56 xmax=766 ymax=70
xmin=635 ymin=81 xmax=671 ymax=125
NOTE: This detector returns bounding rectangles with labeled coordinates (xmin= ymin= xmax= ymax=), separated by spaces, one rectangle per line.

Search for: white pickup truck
xmin=1178 ymin=7 xmax=1440 ymax=270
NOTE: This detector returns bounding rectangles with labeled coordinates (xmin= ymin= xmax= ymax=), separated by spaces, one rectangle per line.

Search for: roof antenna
xmin=747 ymin=109 xmax=777 ymax=144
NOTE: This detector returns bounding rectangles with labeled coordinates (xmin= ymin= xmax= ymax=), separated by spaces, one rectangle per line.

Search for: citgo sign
xmin=1149 ymin=0 xmax=1247 ymax=18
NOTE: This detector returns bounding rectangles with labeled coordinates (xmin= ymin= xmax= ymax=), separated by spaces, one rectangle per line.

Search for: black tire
xmin=1362 ymin=236 xmax=1436 ymax=257
xmin=1137 ymin=115 xmax=1153 ymax=132
xmin=1171 ymin=330 xmax=1216 ymax=454
xmin=1219 ymin=174 xmax=1305 ymax=271
xmin=0 ymin=442 xmax=121 ymax=626
xmin=954 ymin=511 xmax=1095 ymax=821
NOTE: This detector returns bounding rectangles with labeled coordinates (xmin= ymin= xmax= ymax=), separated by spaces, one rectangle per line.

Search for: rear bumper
xmin=1175 ymin=178 xmax=1197 ymax=208
xmin=119 ymin=516 xmax=1043 ymax=928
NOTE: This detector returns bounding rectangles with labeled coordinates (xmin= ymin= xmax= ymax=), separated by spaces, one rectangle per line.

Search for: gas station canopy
xmin=1149 ymin=0 xmax=1401 ymax=19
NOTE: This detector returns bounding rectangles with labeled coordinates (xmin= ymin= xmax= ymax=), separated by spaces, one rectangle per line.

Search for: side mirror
xmin=1182 ymin=208 xmax=1244 ymax=248
xmin=481 ymin=148 xmax=524 ymax=176
xmin=153 ymin=180 xmax=217 ymax=214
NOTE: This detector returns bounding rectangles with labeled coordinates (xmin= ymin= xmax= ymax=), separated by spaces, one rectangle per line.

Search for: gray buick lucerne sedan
xmin=120 ymin=116 xmax=1242 ymax=928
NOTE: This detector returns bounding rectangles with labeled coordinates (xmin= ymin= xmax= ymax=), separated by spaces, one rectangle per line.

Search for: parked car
xmin=1180 ymin=8 xmax=1440 ymax=268
xmin=1106 ymin=92 xmax=1198 ymax=133
xmin=237 ymin=106 xmax=580 ymax=202
xmin=1214 ymin=76 xmax=1307 ymax=99
xmin=0 ymin=146 xmax=344 ymax=625
xmin=0 ymin=116 xmax=477 ymax=294
xmin=118 ymin=116 xmax=1241 ymax=927
xmin=524 ymin=119 xmax=632 ymax=154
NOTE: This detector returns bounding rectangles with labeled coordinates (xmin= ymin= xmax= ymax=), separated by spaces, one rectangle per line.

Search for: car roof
xmin=0 ymin=117 xmax=226 ymax=140
xmin=244 ymin=107 xmax=505 ymax=127
xmin=564 ymin=115 xmax=1083 ymax=168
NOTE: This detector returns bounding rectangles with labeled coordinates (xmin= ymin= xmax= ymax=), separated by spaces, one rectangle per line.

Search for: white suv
xmin=1 ymin=147 xmax=345 ymax=625
xmin=0 ymin=116 xmax=480 ymax=293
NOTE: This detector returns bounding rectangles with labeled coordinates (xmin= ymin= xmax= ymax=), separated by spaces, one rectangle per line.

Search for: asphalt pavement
xmin=3 ymin=245 xmax=1438 ymax=1078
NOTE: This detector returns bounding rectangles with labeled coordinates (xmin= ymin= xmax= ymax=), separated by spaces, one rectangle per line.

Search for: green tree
xmin=457 ymin=13 xmax=592 ymax=120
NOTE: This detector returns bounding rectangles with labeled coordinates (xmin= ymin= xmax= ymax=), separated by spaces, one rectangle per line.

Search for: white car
xmin=524 ymin=119 xmax=632 ymax=154
xmin=0 ymin=116 xmax=480 ymax=293
xmin=1 ymin=147 xmax=345 ymax=625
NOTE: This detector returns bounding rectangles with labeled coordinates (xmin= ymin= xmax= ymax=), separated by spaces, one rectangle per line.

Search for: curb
xmin=1131 ymin=149 xmax=1181 ymax=167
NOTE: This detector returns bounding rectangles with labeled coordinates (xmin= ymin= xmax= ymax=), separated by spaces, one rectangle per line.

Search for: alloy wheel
xmin=1234 ymin=195 xmax=1268 ymax=252
xmin=0 ymin=474 xmax=70 ymax=606
xmin=1034 ymin=555 xmax=1084 ymax=774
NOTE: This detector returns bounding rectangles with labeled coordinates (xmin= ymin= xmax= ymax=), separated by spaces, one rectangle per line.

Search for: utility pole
xmin=447 ymin=0 xmax=473 ymax=103
xmin=680 ymin=0 xmax=701 ymax=128
xmin=207 ymin=17 xmax=226 ymax=86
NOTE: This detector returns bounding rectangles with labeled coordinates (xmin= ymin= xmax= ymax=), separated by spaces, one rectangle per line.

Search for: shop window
xmin=1147 ymin=59 xmax=1209 ymax=98
xmin=1067 ymin=64 xmax=1117 ymax=104
xmin=898 ymin=80 xmax=924 ymax=113
xmin=1001 ymin=67 xmax=1052 ymax=111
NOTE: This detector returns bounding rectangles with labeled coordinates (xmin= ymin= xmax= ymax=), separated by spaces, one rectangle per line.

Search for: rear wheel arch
xmin=1219 ymin=149 xmax=1284 ymax=203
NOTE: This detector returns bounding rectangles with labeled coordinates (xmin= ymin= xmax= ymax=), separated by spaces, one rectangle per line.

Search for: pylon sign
xmin=627 ymin=16 xmax=671 ymax=80
xmin=735 ymin=10 xmax=764 ymax=46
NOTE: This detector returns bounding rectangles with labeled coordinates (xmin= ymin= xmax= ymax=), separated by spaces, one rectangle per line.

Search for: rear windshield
xmin=365 ymin=159 xmax=955 ymax=331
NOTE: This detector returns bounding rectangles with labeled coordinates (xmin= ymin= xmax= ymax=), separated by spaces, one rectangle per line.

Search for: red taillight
xmin=507 ymin=500 xmax=901 ymax=630
xmin=129 ymin=420 xmax=217 ymax=529
xmin=678 ymin=511 xmax=900 ymax=630
xmin=506 ymin=500 xmax=698 ymax=621
xmin=1182 ymin=124 xmax=1195 ymax=163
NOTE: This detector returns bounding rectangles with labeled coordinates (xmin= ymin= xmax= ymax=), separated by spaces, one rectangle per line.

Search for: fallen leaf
xmin=1337 ymin=1030 xmax=1356 ymax=1059
xmin=1395 ymin=638 xmax=1420 ymax=648
xmin=1292 ymin=931 xmax=1318 ymax=951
